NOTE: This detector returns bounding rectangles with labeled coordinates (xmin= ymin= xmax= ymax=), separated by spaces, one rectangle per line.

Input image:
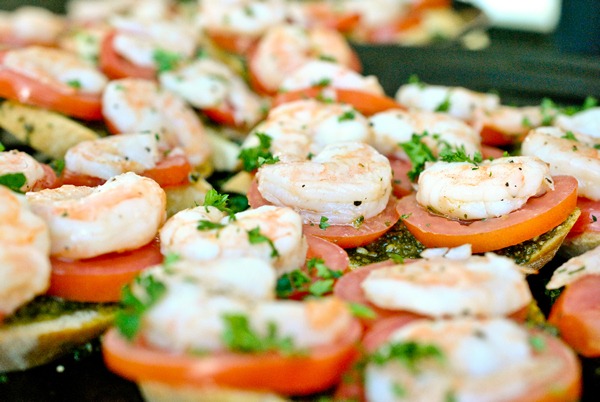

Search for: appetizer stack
xmin=0 ymin=1 xmax=598 ymax=401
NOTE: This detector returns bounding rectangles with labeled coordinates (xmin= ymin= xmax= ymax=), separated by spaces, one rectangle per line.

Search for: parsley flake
xmin=247 ymin=227 xmax=279 ymax=257
xmin=319 ymin=216 xmax=330 ymax=230
xmin=153 ymin=49 xmax=182 ymax=73
xmin=399 ymin=133 xmax=436 ymax=181
xmin=238 ymin=133 xmax=280 ymax=172
xmin=0 ymin=172 xmax=26 ymax=193
xmin=221 ymin=313 xmax=297 ymax=355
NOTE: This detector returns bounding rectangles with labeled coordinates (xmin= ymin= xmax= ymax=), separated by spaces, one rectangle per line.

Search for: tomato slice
xmin=333 ymin=260 xmax=528 ymax=328
xmin=353 ymin=316 xmax=582 ymax=402
xmin=202 ymin=104 xmax=239 ymax=128
xmin=305 ymin=233 xmax=349 ymax=272
xmin=61 ymin=153 xmax=192 ymax=188
xmin=32 ymin=163 xmax=60 ymax=190
xmin=389 ymin=157 xmax=414 ymax=198
xmin=568 ymin=197 xmax=600 ymax=235
xmin=365 ymin=0 xmax=450 ymax=43
xmin=0 ymin=52 xmax=103 ymax=121
xmin=248 ymin=178 xmax=401 ymax=249
xmin=480 ymin=125 xmax=525 ymax=147
xmin=398 ymin=175 xmax=578 ymax=253
xmin=99 ymin=30 xmax=156 ymax=80
xmin=549 ymin=274 xmax=600 ymax=357
xmin=47 ymin=238 xmax=163 ymax=303
xmin=272 ymin=87 xmax=402 ymax=116
xmin=206 ymin=31 xmax=258 ymax=56
xmin=102 ymin=318 xmax=362 ymax=395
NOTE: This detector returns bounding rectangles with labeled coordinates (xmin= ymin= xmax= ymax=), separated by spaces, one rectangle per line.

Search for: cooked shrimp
xmin=365 ymin=318 xmax=552 ymax=402
xmin=1 ymin=46 xmax=108 ymax=95
xmin=0 ymin=6 xmax=66 ymax=47
xmin=142 ymin=269 xmax=352 ymax=352
xmin=395 ymin=83 xmax=500 ymax=122
xmin=109 ymin=15 xmax=197 ymax=70
xmin=554 ymin=107 xmax=600 ymax=139
xmin=159 ymin=57 xmax=265 ymax=128
xmin=256 ymin=141 xmax=392 ymax=225
xmin=66 ymin=0 xmax=137 ymax=23
xmin=0 ymin=150 xmax=49 ymax=192
xmin=26 ymin=172 xmax=166 ymax=259
xmin=477 ymin=105 xmax=545 ymax=139
xmin=546 ymin=245 xmax=600 ymax=290
xmin=141 ymin=257 xmax=278 ymax=303
xmin=250 ymin=23 xmax=358 ymax=94
xmin=160 ymin=205 xmax=307 ymax=273
xmin=0 ymin=186 xmax=50 ymax=315
xmin=197 ymin=0 xmax=287 ymax=38
xmin=279 ymin=59 xmax=385 ymax=95
xmin=521 ymin=127 xmax=600 ymax=201
xmin=102 ymin=78 xmax=211 ymax=167
xmin=361 ymin=252 xmax=532 ymax=317
xmin=369 ymin=109 xmax=481 ymax=159
xmin=416 ymin=156 xmax=554 ymax=220
xmin=64 ymin=132 xmax=165 ymax=180
xmin=244 ymin=99 xmax=371 ymax=163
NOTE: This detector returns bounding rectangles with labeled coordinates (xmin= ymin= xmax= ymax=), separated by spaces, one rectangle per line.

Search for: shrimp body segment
xmin=2 ymin=46 xmax=107 ymax=95
xmin=555 ymin=107 xmax=600 ymax=138
xmin=361 ymin=253 xmax=532 ymax=317
xmin=395 ymin=83 xmax=500 ymax=122
xmin=64 ymin=132 xmax=163 ymax=180
xmin=365 ymin=318 xmax=553 ymax=402
xmin=142 ymin=266 xmax=352 ymax=353
xmin=0 ymin=150 xmax=49 ymax=192
xmin=416 ymin=156 xmax=554 ymax=221
xmin=159 ymin=58 xmax=265 ymax=128
xmin=0 ymin=6 xmax=66 ymax=47
xmin=0 ymin=186 xmax=51 ymax=315
xmin=246 ymin=99 xmax=371 ymax=162
xmin=26 ymin=172 xmax=166 ymax=259
xmin=546 ymin=245 xmax=600 ymax=290
xmin=369 ymin=109 xmax=481 ymax=159
xmin=160 ymin=205 xmax=307 ymax=273
xmin=279 ymin=59 xmax=384 ymax=95
xmin=102 ymin=78 xmax=211 ymax=167
xmin=251 ymin=23 xmax=358 ymax=93
xmin=256 ymin=142 xmax=392 ymax=225
xmin=521 ymin=127 xmax=600 ymax=201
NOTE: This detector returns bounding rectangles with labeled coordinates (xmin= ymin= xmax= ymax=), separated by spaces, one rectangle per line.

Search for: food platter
xmin=1 ymin=2 xmax=600 ymax=401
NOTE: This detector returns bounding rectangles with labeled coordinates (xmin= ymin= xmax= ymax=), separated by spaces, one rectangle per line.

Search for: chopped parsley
xmin=435 ymin=95 xmax=451 ymax=112
xmin=49 ymin=159 xmax=65 ymax=176
xmin=276 ymin=258 xmax=343 ymax=298
xmin=203 ymin=188 xmax=236 ymax=218
xmin=399 ymin=133 xmax=436 ymax=181
xmin=247 ymin=226 xmax=279 ymax=257
xmin=238 ymin=133 xmax=280 ymax=172
xmin=197 ymin=220 xmax=226 ymax=231
xmin=319 ymin=216 xmax=330 ymax=230
xmin=369 ymin=341 xmax=444 ymax=373
xmin=347 ymin=302 xmax=377 ymax=319
xmin=439 ymin=145 xmax=483 ymax=165
xmin=115 ymin=274 xmax=166 ymax=340
xmin=0 ymin=172 xmax=26 ymax=193
xmin=561 ymin=131 xmax=578 ymax=141
xmin=153 ymin=49 xmax=182 ymax=73
xmin=528 ymin=335 xmax=547 ymax=352
xmin=338 ymin=110 xmax=356 ymax=122
xmin=221 ymin=313 xmax=296 ymax=354
xmin=66 ymin=79 xmax=82 ymax=89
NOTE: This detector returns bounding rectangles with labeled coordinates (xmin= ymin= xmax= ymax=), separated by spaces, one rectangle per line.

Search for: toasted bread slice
xmin=139 ymin=381 xmax=288 ymax=402
xmin=0 ymin=100 xmax=99 ymax=160
xmin=0 ymin=296 xmax=117 ymax=372
xmin=559 ymin=230 xmax=600 ymax=259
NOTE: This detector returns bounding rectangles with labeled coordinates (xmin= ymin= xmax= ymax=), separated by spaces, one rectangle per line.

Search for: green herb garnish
xmin=0 ymin=172 xmax=26 ymax=193
xmin=238 ymin=133 xmax=280 ymax=172
xmin=247 ymin=226 xmax=279 ymax=257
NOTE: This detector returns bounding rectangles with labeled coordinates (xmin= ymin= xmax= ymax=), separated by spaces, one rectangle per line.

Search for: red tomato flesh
xmin=47 ymin=238 xmax=163 ymax=303
xmin=398 ymin=175 xmax=578 ymax=253
xmin=102 ymin=318 xmax=362 ymax=395
xmin=99 ymin=30 xmax=156 ymax=80
xmin=549 ymin=274 xmax=600 ymax=357
xmin=568 ymin=197 xmax=600 ymax=235
xmin=248 ymin=178 xmax=401 ymax=248
xmin=0 ymin=52 xmax=103 ymax=120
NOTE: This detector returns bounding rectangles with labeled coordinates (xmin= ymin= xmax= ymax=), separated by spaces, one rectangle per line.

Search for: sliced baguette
xmin=0 ymin=297 xmax=117 ymax=372
xmin=139 ymin=381 xmax=288 ymax=402
xmin=0 ymin=100 xmax=99 ymax=159
xmin=558 ymin=231 xmax=600 ymax=259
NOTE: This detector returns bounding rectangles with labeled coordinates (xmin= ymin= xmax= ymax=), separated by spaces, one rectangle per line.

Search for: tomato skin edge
xmin=47 ymin=238 xmax=163 ymax=302
xmin=102 ymin=318 xmax=362 ymax=395
xmin=398 ymin=175 xmax=578 ymax=253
